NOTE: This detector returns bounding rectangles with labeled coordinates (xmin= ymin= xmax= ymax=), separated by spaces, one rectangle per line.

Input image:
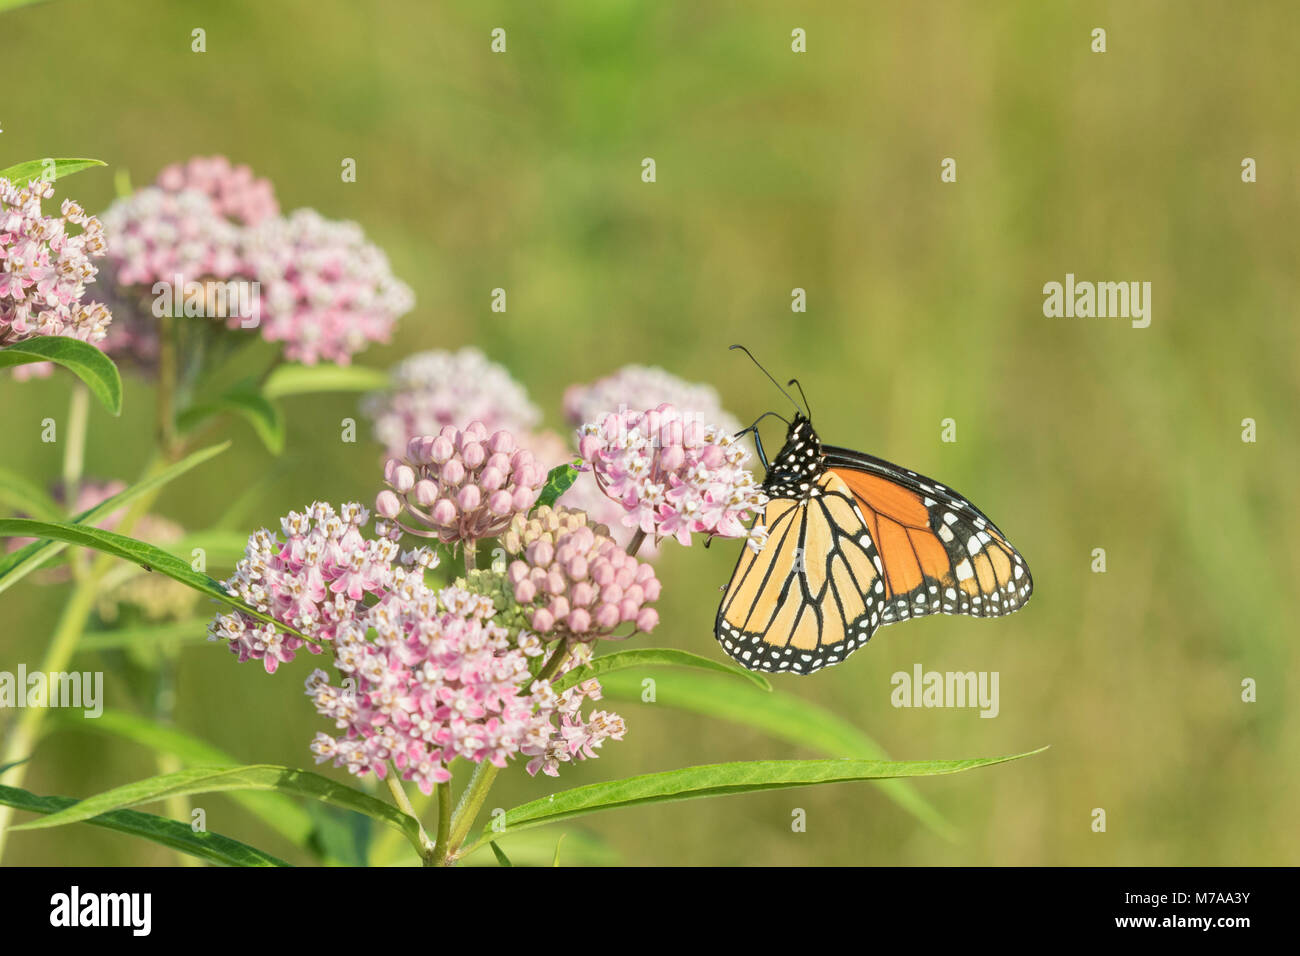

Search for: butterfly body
xmin=716 ymin=413 xmax=1032 ymax=675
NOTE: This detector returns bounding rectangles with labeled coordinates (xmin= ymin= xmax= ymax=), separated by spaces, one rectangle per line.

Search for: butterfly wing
xmin=822 ymin=445 xmax=1033 ymax=625
xmin=715 ymin=472 xmax=888 ymax=674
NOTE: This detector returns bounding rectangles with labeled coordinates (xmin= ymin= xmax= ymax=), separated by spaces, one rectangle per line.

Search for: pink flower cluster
xmin=245 ymin=208 xmax=414 ymax=365
xmin=506 ymin=517 xmax=660 ymax=639
xmin=155 ymin=155 xmax=279 ymax=226
xmin=375 ymin=423 xmax=547 ymax=545
xmin=208 ymin=501 xmax=425 ymax=673
xmin=0 ymin=177 xmax=111 ymax=348
xmin=209 ymin=501 xmax=624 ymax=791
xmin=305 ymin=587 xmax=623 ymax=791
xmin=578 ymin=403 xmax=768 ymax=548
xmin=101 ymin=187 xmax=247 ymax=287
xmin=362 ymin=348 xmax=543 ymax=459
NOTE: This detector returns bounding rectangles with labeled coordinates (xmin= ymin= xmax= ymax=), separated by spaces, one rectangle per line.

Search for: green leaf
xmin=0 ymin=467 xmax=64 ymax=521
xmin=489 ymin=841 xmax=513 ymax=867
xmin=262 ymin=363 xmax=390 ymax=399
xmin=304 ymin=802 xmax=372 ymax=867
xmin=0 ymin=336 xmax=122 ymax=414
xmin=599 ymin=670 xmax=956 ymax=840
xmin=536 ymin=463 xmax=580 ymax=509
xmin=0 ymin=157 xmax=105 ymax=184
xmin=553 ymin=647 xmax=771 ymax=694
xmin=468 ymin=750 xmax=1045 ymax=853
xmin=0 ymin=441 xmax=231 ymax=596
xmin=177 ymin=387 xmax=285 ymax=455
xmin=0 ymin=783 xmax=289 ymax=867
xmin=552 ymin=833 xmax=566 ymax=867
xmin=13 ymin=765 xmax=423 ymax=849
xmin=51 ymin=710 xmax=315 ymax=848
xmin=0 ymin=518 xmax=311 ymax=642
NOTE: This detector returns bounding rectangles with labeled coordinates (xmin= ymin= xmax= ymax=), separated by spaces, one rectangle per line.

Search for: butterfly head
xmin=762 ymin=413 xmax=824 ymax=497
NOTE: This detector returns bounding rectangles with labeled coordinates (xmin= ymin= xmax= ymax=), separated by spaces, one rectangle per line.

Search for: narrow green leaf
xmin=536 ymin=463 xmax=580 ymax=509
xmin=0 ymin=441 xmax=231 ymax=596
xmin=553 ymin=647 xmax=771 ymax=693
xmin=0 ymin=783 xmax=289 ymax=867
xmin=0 ymin=157 xmax=105 ymax=184
xmin=262 ymin=363 xmax=390 ymax=399
xmin=13 ymin=765 xmax=423 ymax=848
xmin=177 ymin=387 xmax=285 ymax=455
xmin=552 ymin=832 xmax=566 ymax=867
xmin=0 ymin=518 xmax=310 ymax=642
xmin=52 ymin=710 xmax=314 ymax=848
xmin=0 ymin=336 xmax=122 ymax=414
xmin=0 ymin=466 xmax=64 ymax=521
xmin=489 ymin=841 xmax=513 ymax=867
xmin=0 ymin=759 xmax=30 ymax=776
xmin=599 ymin=670 xmax=956 ymax=840
xmin=469 ymin=750 xmax=1045 ymax=852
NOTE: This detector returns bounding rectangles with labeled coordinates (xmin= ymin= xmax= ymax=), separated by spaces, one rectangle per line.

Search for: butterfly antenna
xmin=729 ymin=344 xmax=805 ymax=417
xmin=787 ymin=379 xmax=812 ymax=420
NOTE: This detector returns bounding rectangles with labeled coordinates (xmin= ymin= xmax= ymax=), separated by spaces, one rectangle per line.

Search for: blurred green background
xmin=2 ymin=0 xmax=1297 ymax=865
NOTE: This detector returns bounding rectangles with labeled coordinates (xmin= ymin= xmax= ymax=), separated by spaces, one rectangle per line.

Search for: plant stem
xmin=627 ymin=529 xmax=647 ymax=556
xmin=444 ymin=760 xmax=499 ymax=862
xmin=384 ymin=765 xmax=436 ymax=863
xmin=0 ymin=570 xmax=101 ymax=862
xmin=462 ymin=541 xmax=476 ymax=576
xmin=156 ymin=314 xmax=179 ymax=460
xmin=61 ymin=384 xmax=90 ymax=581
xmin=430 ymin=781 xmax=452 ymax=867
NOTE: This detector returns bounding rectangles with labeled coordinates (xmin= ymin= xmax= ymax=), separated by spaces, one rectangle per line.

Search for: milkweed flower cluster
xmin=155 ymin=155 xmax=279 ymax=226
xmin=362 ymin=348 xmax=543 ymax=458
xmin=101 ymin=187 xmax=248 ymax=288
xmin=245 ymin=208 xmax=414 ymax=365
xmin=0 ymin=177 xmax=111 ymax=348
xmin=503 ymin=506 xmax=660 ymax=639
xmin=577 ymin=403 xmax=769 ymax=548
xmin=208 ymin=501 xmax=423 ymax=673
xmin=375 ymin=423 xmax=547 ymax=545
xmin=209 ymin=501 xmax=623 ymax=790
xmin=305 ymin=586 xmax=624 ymax=790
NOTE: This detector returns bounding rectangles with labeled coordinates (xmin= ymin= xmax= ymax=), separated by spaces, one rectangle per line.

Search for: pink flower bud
xmin=635 ymin=608 xmax=659 ymax=631
xmin=463 ymin=421 xmax=489 ymax=443
xmin=414 ymin=480 xmax=439 ymax=507
xmin=578 ymin=434 xmax=602 ymax=461
xmin=601 ymin=584 xmax=624 ymax=605
xmin=375 ymin=490 xmax=402 ymax=519
xmin=407 ymin=436 xmax=434 ymax=463
xmin=457 ymin=485 xmax=481 ymax=511
xmin=511 ymin=486 xmax=536 ymax=512
xmin=394 ymin=465 xmax=416 ymax=493
xmin=532 ymin=608 xmax=554 ymax=633
xmin=461 ymin=441 xmax=485 ymax=469
xmin=526 ymin=540 xmax=554 ymax=567
xmin=514 ymin=579 xmax=536 ymax=603
xmin=507 ymin=561 xmax=528 ymax=585
xmin=488 ymin=430 xmax=515 ymax=455
xmin=623 ymin=583 xmax=644 ymax=605
xmin=570 ymin=581 xmax=595 ymax=607
xmin=619 ymin=598 xmax=639 ymax=622
xmin=659 ymin=444 xmax=685 ymax=471
xmin=479 ymin=466 xmax=505 ymax=491
xmin=595 ymin=603 xmax=621 ymax=630
xmin=592 ymin=563 xmax=615 ymax=587
xmin=432 ymin=498 xmax=457 ymax=525
xmin=642 ymin=578 xmax=661 ymax=602
xmin=441 ymin=459 xmax=466 ymax=486
xmin=430 ymin=435 xmax=455 ymax=464
xmin=614 ymin=566 xmax=635 ymax=589
xmin=566 ymin=555 xmax=589 ymax=581
xmin=545 ymin=569 xmax=566 ymax=596
xmin=568 ymin=608 xmax=591 ymax=634
xmin=548 ymin=596 xmax=570 ymax=620
xmin=488 ymin=490 xmax=513 ymax=515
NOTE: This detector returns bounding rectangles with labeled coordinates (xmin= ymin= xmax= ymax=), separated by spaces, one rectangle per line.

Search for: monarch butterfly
xmin=715 ymin=347 xmax=1033 ymax=674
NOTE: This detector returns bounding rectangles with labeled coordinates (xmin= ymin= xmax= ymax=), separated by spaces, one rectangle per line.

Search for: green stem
xmin=462 ymin=541 xmax=477 ymax=576
xmin=430 ymin=781 xmax=452 ymax=867
xmin=61 ymin=384 xmax=90 ymax=582
xmin=157 ymin=314 xmax=179 ymax=460
xmin=0 ymin=570 xmax=101 ymax=862
xmin=385 ymin=766 xmax=436 ymax=863
xmin=445 ymin=760 xmax=500 ymax=862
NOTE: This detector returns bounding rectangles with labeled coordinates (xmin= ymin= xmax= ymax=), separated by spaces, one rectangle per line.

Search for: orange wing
xmin=827 ymin=459 xmax=1032 ymax=624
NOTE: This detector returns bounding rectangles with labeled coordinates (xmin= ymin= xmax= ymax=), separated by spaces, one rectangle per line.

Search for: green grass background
xmin=1 ymin=0 xmax=1296 ymax=865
